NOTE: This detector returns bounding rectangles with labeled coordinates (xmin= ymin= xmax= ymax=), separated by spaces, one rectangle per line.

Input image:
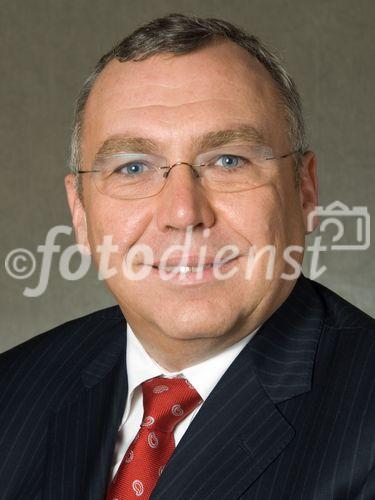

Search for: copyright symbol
xmin=5 ymin=249 xmax=36 ymax=279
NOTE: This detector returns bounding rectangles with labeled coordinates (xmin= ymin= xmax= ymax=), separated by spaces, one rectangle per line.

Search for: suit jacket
xmin=0 ymin=275 xmax=375 ymax=500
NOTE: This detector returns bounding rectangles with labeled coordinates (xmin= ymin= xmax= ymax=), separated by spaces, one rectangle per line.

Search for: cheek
xmin=84 ymin=198 xmax=152 ymax=260
xmin=219 ymin=183 xmax=288 ymax=246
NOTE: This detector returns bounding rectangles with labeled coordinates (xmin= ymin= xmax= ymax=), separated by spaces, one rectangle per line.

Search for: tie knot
xmin=140 ymin=376 xmax=202 ymax=432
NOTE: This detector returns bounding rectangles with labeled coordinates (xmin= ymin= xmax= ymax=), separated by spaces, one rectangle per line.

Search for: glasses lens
xmin=197 ymin=144 xmax=275 ymax=192
xmin=93 ymin=153 xmax=166 ymax=199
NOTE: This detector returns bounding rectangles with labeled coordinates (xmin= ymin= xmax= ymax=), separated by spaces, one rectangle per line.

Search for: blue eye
xmin=216 ymin=155 xmax=241 ymax=169
xmin=118 ymin=162 xmax=147 ymax=175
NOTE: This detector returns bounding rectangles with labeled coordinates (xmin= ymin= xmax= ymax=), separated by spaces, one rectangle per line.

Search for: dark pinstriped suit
xmin=1 ymin=275 xmax=375 ymax=499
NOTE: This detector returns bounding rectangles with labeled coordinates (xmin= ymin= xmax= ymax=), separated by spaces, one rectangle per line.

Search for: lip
xmin=146 ymin=256 xmax=240 ymax=286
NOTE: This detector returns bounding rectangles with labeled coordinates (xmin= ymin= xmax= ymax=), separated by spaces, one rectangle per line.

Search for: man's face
xmin=66 ymin=40 xmax=317 ymax=360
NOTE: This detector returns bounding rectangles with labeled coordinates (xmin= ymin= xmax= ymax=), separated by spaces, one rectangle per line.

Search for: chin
xmin=155 ymin=304 xmax=238 ymax=342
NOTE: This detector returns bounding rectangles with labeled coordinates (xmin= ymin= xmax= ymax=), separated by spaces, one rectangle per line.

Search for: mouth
xmin=151 ymin=263 xmax=215 ymax=274
xmin=147 ymin=256 xmax=240 ymax=284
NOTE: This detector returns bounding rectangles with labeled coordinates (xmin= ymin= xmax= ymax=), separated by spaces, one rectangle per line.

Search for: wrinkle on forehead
xmin=119 ymin=97 xmax=254 ymax=110
xmin=90 ymin=84 xmax=264 ymax=116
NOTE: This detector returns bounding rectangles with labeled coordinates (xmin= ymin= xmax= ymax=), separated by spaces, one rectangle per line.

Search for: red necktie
xmin=107 ymin=376 xmax=203 ymax=499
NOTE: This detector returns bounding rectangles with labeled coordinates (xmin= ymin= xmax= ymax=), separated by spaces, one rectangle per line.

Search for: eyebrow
xmin=95 ymin=137 xmax=159 ymax=159
xmin=94 ymin=125 xmax=267 ymax=161
xmin=197 ymin=126 xmax=267 ymax=151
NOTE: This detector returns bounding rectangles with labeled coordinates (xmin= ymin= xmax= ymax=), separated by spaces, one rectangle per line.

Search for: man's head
xmin=65 ymin=14 xmax=318 ymax=369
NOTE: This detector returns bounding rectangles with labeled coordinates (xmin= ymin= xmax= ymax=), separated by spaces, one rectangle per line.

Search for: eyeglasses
xmin=77 ymin=144 xmax=301 ymax=200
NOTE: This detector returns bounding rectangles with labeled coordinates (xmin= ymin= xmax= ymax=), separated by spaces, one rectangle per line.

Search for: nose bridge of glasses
xmin=162 ymin=161 xmax=201 ymax=179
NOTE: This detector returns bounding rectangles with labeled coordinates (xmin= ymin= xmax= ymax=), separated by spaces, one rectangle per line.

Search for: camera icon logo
xmin=307 ymin=200 xmax=370 ymax=251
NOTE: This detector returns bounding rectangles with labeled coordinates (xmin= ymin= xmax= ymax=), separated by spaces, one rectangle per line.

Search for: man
xmin=0 ymin=13 xmax=374 ymax=500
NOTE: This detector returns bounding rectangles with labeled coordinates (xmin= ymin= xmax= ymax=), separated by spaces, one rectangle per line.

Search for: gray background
xmin=1 ymin=0 xmax=374 ymax=353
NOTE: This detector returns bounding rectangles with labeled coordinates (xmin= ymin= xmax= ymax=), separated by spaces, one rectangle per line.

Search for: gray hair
xmin=69 ymin=13 xmax=306 ymax=182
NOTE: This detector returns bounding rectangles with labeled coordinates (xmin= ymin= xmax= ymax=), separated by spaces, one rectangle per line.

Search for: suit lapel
xmin=151 ymin=348 xmax=295 ymax=500
xmin=152 ymin=276 xmax=325 ymax=500
xmin=43 ymin=313 xmax=127 ymax=500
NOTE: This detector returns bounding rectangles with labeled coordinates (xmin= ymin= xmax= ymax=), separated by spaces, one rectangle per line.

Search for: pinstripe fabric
xmin=0 ymin=309 xmax=127 ymax=500
xmin=0 ymin=275 xmax=374 ymax=499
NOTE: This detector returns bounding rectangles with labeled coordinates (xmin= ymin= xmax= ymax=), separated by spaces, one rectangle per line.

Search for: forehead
xmin=82 ymin=40 xmax=287 ymax=161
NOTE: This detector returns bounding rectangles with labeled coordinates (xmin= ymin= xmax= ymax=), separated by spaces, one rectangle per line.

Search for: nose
xmin=155 ymin=162 xmax=215 ymax=233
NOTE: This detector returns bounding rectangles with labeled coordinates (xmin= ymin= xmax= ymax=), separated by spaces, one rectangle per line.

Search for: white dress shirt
xmin=110 ymin=324 xmax=260 ymax=479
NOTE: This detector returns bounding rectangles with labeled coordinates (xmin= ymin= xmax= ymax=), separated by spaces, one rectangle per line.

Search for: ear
xmin=65 ymin=173 xmax=91 ymax=255
xmin=299 ymin=151 xmax=319 ymax=234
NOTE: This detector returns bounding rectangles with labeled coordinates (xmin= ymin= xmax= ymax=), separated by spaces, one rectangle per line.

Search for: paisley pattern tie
xmin=107 ymin=376 xmax=202 ymax=499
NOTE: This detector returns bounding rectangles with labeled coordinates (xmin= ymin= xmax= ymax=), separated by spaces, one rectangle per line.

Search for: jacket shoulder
xmin=309 ymin=279 xmax=374 ymax=333
xmin=0 ymin=305 xmax=125 ymax=404
xmin=308 ymin=279 xmax=375 ymax=392
xmin=1 ymin=304 xmax=123 ymax=357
